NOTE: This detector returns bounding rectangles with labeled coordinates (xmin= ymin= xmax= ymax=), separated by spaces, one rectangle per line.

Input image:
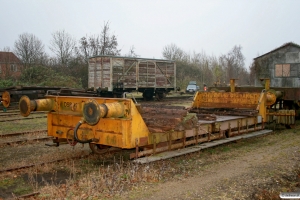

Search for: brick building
xmin=0 ymin=52 xmax=23 ymax=79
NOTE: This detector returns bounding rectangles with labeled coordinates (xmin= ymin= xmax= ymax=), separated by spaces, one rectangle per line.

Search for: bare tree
xmin=50 ymin=30 xmax=76 ymax=66
xmin=78 ymin=35 xmax=101 ymax=64
xmin=219 ymin=45 xmax=247 ymax=84
xmin=78 ymin=22 xmax=121 ymax=64
xmin=99 ymin=21 xmax=121 ymax=55
xmin=162 ymin=43 xmax=188 ymax=61
xmin=14 ymin=33 xmax=45 ymax=68
xmin=125 ymin=46 xmax=140 ymax=57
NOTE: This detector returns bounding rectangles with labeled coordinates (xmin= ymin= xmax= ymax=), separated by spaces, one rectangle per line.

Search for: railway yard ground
xmin=0 ymin=95 xmax=300 ymax=199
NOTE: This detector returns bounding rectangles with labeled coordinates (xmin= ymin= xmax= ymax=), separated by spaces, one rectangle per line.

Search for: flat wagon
xmin=88 ymin=55 xmax=176 ymax=100
xmin=18 ymin=79 xmax=295 ymax=160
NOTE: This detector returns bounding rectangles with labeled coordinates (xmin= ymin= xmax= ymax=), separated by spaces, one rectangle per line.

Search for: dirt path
xmin=119 ymin=129 xmax=300 ymax=200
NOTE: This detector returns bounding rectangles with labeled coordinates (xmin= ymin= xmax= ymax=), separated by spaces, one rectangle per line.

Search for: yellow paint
xmin=22 ymin=95 xmax=150 ymax=149
xmin=230 ymin=79 xmax=235 ymax=92
xmin=192 ymin=92 xmax=262 ymax=109
xmin=192 ymin=90 xmax=270 ymax=122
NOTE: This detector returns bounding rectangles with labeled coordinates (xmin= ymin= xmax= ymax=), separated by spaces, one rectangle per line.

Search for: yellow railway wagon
xmin=18 ymin=80 xmax=295 ymax=158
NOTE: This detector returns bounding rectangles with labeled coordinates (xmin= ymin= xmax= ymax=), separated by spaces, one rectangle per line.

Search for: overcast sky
xmin=1 ymin=0 xmax=299 ymax=68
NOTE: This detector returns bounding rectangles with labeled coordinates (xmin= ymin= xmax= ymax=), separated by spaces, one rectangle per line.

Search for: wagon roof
xmin=89 ymin=55 xmax=175 ymax=63
xmin=254 ymin=42 xmax=300 ymax=60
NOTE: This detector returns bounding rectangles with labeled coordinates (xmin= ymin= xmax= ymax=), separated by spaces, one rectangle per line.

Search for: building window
xmin=275 ymin=64 xmax=290 ymax=77
xmin=10 ymin=64 xmax=17 ymax=72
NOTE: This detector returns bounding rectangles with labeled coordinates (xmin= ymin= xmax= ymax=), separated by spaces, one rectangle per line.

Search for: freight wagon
xmin=88 ymin=56 xmax=176 ymax=100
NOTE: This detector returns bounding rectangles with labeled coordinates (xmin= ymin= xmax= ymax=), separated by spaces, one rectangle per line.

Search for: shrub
xmin=19 ymin=66 xmax=83 ymax=88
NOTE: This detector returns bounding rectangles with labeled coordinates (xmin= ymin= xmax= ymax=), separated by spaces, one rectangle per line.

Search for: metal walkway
xmin=133 ymin=129 xmax=273 ymax=164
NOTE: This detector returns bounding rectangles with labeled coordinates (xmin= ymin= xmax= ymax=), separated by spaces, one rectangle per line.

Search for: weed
xmin=0 ymin=178 xmax=15 ymax=189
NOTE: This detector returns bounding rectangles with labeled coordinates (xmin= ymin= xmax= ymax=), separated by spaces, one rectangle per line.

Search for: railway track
xmin=0 ymin=136 xmax=52 ymax=147
xmin=0 ymin=129 xmax=47 ymax=137
xmin=0 ymin=111 xmax=46 ymax=116
xmin=0 ymin=125 xmax=277 ymax=173
xmin=0 ymin=115 xmax=46 ymax=122
xmin=0 ymin=145 xmax=122 ymax=174
xmin=0 ymin=129 xmax=49 ymax=147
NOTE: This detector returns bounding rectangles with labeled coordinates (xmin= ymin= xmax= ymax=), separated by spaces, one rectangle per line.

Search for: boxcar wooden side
xmin=88 ymin=56 xmax=176 ymax=99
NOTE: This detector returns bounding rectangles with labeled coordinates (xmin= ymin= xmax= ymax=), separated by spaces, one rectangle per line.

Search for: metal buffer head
xmin=75 ymin=99 xmax=125 ymax=143
xmin=83 ymin=99 xmax=125 ymax=125
xmin=83 ymin=99 xmax=101 ymax=125
xmin=266 ymin=89 xmax=282 ymax=106
xmin=19 ymin=95 xmax=54 ymax=117
xmin=0 ymin=91 xmax=10 ymax=108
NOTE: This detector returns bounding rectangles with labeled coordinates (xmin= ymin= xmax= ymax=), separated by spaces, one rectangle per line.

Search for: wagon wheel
xmin=89 ymin=143 xmax=109 ymax=154
xmin=143 ymin=90 xmax=154 ymax=101
xmin=285 ymin=124 xmax=295 ymax=129
xmin=155 ymin=92 xmax=166 ymax=101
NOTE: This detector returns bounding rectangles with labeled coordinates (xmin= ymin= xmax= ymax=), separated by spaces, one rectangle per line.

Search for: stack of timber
xmin=140 ymin=105 xmax=198 ymax=132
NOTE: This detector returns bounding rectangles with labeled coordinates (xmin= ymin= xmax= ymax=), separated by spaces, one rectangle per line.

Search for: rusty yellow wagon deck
xmin=17 ymin=79 xmax=295 ymax=160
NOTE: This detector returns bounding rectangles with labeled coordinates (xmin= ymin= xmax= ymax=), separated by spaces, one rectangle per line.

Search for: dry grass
xmin=10 ymin=128 xmax=296 ymax=199
xmin=0 ymin=118 xmax=300 ymax=199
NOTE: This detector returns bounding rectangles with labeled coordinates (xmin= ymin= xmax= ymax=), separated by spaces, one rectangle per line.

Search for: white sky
xmin=0 ymin=0 xmax=299 ymax=67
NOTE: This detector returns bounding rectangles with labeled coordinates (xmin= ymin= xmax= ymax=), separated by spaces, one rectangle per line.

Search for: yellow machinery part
xmin=19 ymin=95 xmax=55 ymax=117
xmin=191 ymin=91 xmax=267 ymax=122
xmin=20 ymin=95 xmax=150 ymax=149
xmin=1 ymin=91 xmax=10 ymax=108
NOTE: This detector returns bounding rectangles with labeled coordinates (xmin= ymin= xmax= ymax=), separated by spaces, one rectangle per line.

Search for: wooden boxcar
xmin=88 ymin=55 xmax=176 ymax=100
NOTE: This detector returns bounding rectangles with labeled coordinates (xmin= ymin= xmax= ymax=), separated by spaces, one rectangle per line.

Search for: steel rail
xmin=0 ymin=129 xmax=47 ymax=137
xmin=0 ymin=115 xmax=46 ymax=122
xmin=0 ymin=147 xmax=122 ymax=174
xmin=0 ymin=136 xmax=52 ymax=146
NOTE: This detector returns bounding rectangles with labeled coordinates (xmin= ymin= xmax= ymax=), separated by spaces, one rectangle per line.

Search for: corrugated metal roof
xmin=254 ymin=42 xmax=300 ymax=60
xmin=88 ymin=55 xmax=175 ymax=62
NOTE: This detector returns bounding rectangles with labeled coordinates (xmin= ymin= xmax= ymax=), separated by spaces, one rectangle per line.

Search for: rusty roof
xmin=254 ymin=42 xmax=300 ymax=60
xmin=0 ymin=52 xmax=21 ymax=63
